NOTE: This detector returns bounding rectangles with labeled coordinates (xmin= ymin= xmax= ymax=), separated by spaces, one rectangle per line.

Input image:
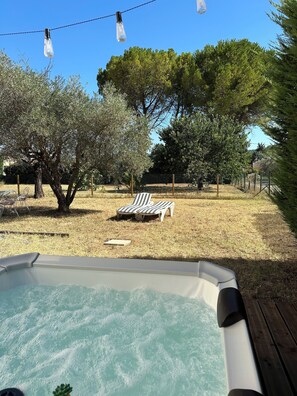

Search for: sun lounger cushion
xmin=117 ymin=193 xmax=153 ymax=217
xmin=135 ymin=201 xmax=175 ymax=222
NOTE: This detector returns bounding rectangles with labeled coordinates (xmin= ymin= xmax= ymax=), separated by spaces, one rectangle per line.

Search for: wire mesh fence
xmin=106 ymin=173 xmax=235 ymax=198
xmin=233 ymin=173 xmax=278 ymax=196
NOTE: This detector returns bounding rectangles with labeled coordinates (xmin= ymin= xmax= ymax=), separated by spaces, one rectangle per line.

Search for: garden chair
xmin=135 ymin=201 xmax=175 ymax=222
xmin=0 ymin=198 xmax=19 ymax=216
xmin=0 ymin=191 xmax=12 ymax=198
xmin=116 ymin=192 xmax=153 ymax=219
xmin=16 ymin=187 xmax=30 ymax=211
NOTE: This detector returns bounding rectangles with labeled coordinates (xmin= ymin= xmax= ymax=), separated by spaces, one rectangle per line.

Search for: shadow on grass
xmin=128 ymin=255 xmax=297 ymax=302
xmin=1 ymin=205 xmax=103 ymax=221
xmin=108 ymin=215 xmax=160 ymax=222
xmin=252 ymin=212 xmax=297 ymax=254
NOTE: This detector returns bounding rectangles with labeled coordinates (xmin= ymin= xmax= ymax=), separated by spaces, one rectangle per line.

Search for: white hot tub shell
xmin=0 ymin=253 xmax=263 ymax=396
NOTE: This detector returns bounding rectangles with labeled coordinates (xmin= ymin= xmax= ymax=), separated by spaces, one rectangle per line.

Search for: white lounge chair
xmin=135 ymin=201 xmax=175 ymax=222
xmin=117 ymin=192 xmax=153 ymax=219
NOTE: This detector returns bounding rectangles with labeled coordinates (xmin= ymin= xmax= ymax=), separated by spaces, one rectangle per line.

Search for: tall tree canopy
xmin=98 ymin=41 xmax=272 ymax=131
xmin=194 ymin=39 xmax=272 ymax=124
xmin=0 ymin=53 xmax=151 ymax=212
xmin=267 ymin=0 xmax=297 ymax=235
xmin=97 ymin=47 xmax=176 ymax=128
xmin=171 ymin=52 xmax=205 ymax=118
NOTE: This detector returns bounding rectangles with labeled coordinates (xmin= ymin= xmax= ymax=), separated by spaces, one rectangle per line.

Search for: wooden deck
xmin=243 ymin=298 xmax=297 ymax=396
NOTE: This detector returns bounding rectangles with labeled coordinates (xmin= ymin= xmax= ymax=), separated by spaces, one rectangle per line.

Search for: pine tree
xmin=268 ymin=0 xmax=297 ymax=235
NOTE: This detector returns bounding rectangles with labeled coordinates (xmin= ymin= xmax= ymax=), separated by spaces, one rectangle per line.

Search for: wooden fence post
xmin=90 ymin=174 xmax=94 ymax=197
xmin=216 ymin=174 xmax=220 ymax=197
xmin=130 ymin=174 xmax=134 ymax=197
xmin=260 ymin=174 xmax=262 ymax=192
xmin=16 ymin=174 xmax=20 ymax=195
xmin=172 ymin=174 xmax=175 ymax=197
xmin=268 ymin=172 xmax=271 ymax=195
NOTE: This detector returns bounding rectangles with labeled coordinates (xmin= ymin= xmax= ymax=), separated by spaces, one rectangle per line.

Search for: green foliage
xmin=3 ymin=162 xmax=35 ymax=184
xmin=157 ymin=113 xmax=249 ymax=183
xmin=75 ymin=171 xmax=103 ymax=191
xmin=118 ymin=171 xmax=145 ymax=192
xmin=0 ymin=53 xmax=151 ymax=212
xmin=250 ymin=144 xmax=276 ymax=175
xmin=149 ymin=144 xmax=171 ymax=174
xmin=98 ymin=42 xmax=272 ymax=130
xmin=97 ymin=47 xmax=176 ymax=127
xmin=53 ymin=383 xmax=72 ymax=396
xmin=251 ymin=143 xmax=266 ymax=164
xmin=194 ymin=39 xmax=272 ymax=125
xmin=267 ymin=0 xmax=297 ymax=235
xmin=171 ymin=52 xmax=205 ymax=118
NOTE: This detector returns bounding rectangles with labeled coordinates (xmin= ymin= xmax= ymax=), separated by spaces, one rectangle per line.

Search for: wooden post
xmin=90 ymin=174 xmax=94 ymax=197
xmin=260 ymin=174 xmax=262 ymax=192
xmin=243 ymin=173 xmax=246 ymax=190
xmin=268 ymin=172 xmax=271 ymax=195
xmin=16 ymin=174 xmax=20 ymax=195
xmin=130 ymin=174 xmax=134 ymax=197
xmin=172 ymin=174 xmax=175 ymax=197
xmin=216 ymin=174 xmax=220 ymax=197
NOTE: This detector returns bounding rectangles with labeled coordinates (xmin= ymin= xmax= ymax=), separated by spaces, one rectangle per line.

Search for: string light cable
xmin=0 ymin=0 xmax=156 ymax=37
xmin=0 ymin=0 xmax=206 ymax=57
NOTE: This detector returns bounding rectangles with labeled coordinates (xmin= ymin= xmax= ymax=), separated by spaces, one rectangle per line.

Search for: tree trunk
xmin=58 ymin=201 xmax=70 ymax=213
xmin=34 ymin=164 xmax=45 ymax=199
xmin=57 ymin=193 xmax=70 ymax=213
xmin=43 ymin=167 xmax=71 ymax=213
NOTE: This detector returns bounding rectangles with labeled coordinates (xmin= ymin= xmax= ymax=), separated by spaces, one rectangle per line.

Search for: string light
xmin=0 ymin=0 xmax=156 ymax=57
xmin=0 ymin=1 xmax=205 ymax=58
xmin=196 ymin=0 xmax=207 ymax=14
xmin=44 ymin=28 xmax=54 ymax=58
xmin=116 ymin=12 xmax=127 ymax=43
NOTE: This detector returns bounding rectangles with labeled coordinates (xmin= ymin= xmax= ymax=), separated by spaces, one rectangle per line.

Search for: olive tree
xmin=0 ymin=54 xmax=151 ymax=212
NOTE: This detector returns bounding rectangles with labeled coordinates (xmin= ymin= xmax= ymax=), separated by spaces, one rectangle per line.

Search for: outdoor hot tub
xmin=0 ymin=253 xmax=263 ymax=395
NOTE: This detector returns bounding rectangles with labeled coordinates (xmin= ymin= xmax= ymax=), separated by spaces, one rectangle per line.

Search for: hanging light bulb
xmin=196 ymin=0 xmax=207 ymax=14
xmin=116 ymin=11 xmax=127 ymax=42
xmin=44 ymin=28 xmax=54 ymax=58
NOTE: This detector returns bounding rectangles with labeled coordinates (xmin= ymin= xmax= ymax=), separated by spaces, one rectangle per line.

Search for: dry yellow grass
xmin=1 ymin=184 xmax=297 ymax=300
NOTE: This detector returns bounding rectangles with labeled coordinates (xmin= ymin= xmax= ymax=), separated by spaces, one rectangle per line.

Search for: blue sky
xmin=0 ymin=0 xmax=280 ymax=148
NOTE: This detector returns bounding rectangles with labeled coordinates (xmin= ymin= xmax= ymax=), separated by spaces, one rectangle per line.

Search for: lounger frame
xmin=135 ymin=201 xmax=175 ymax=222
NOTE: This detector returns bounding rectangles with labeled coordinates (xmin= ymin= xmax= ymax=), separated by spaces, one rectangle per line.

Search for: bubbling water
xmin=0 ymin=285 xmax=226 ymax=395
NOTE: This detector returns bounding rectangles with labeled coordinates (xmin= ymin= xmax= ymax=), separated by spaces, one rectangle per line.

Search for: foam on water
xmin=0 ymin=285 xmax=226 ymax=395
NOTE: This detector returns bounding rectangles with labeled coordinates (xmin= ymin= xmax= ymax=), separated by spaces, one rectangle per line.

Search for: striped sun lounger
xmin=116 ymin=192 xmax=153 ymax=219
xmin=135 ymin=201 xmax=175 ymax=222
